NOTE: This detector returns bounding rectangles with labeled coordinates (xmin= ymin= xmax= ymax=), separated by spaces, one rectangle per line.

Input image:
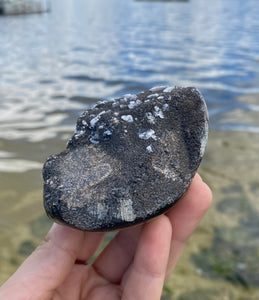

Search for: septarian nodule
xmin=43 ymin=87 xmax=209 ymax=231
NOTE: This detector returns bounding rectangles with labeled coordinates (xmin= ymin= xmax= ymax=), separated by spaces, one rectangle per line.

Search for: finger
xmin=75 ymin=230 xmax=105 ymax=263
xmin=165 ymin=173 xmax=212 ymax=278
xmin=0 ymin=224 xmax=104 ymax=299
xmin=122 ymin=215 xmax=172 ymax=300
xmin=92 ymin=224 xmax=143 ymax=284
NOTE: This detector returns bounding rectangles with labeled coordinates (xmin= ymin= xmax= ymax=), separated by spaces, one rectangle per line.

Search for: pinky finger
xmin=165 ymin=173 xmax=212 ymax=279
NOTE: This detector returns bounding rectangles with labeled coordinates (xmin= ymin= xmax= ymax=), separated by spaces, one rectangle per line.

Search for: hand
xmin=0 ymin=174 xmax=212 ymax=300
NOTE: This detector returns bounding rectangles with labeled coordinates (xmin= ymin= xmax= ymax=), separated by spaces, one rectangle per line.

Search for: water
xmin=0 ymin=0 xmax=259 ymax=298
xmin=0 ymin=0 xmax=259 ymax=147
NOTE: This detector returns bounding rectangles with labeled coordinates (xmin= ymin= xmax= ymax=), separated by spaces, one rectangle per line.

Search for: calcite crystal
xmin=43 ymin=87 xmax=209 ymax=231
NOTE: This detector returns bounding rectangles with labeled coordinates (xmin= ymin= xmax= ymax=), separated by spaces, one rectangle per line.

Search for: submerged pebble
xmin=43 ymin=87 xmax=209 ymax=231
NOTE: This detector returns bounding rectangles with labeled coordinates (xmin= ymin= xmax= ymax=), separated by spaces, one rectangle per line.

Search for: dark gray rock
xmin=43 ymin=86 xmax=209 ymax=231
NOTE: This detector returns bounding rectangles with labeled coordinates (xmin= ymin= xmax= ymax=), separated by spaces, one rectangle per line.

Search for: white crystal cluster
xmin=73 ymin=86 xmax=173 ymax=147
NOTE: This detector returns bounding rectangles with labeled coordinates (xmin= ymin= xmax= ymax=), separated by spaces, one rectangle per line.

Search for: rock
xmin=43 ymin=87 xmax=209 ymax=231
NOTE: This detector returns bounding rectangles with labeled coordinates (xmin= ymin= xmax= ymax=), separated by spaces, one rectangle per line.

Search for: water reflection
xmin=0 ymin=158 xmax=42 ymax=172
xmin=135 ymin=0 xmax=189 ymax=2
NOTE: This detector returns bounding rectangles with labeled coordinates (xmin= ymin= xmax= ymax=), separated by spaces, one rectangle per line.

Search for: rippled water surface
xmin=0 ymin=0 xmax=259 ymax=147
xmin=1 ymin=0 xmax=259 ymax=298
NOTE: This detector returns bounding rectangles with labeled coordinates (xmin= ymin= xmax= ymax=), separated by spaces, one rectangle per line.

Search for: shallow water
xmin=0 ymin=0 xmax=259 ymax=298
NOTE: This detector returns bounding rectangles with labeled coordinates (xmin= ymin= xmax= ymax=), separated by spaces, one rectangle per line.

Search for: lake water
xmin=0 ymin=0 xmax=259 ymax=298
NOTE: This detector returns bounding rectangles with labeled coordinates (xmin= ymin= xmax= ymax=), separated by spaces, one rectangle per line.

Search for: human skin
xmin=0 ymin=173 xmax=212 ymax=300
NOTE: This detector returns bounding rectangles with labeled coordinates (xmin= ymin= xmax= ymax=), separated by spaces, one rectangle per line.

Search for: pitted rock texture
xmin=43 ymin=87 xmax=209 ymax=231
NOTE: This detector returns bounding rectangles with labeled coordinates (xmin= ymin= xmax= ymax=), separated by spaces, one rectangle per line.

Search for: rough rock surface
xmin=43 ymin=86 xmax=209 ymax=231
